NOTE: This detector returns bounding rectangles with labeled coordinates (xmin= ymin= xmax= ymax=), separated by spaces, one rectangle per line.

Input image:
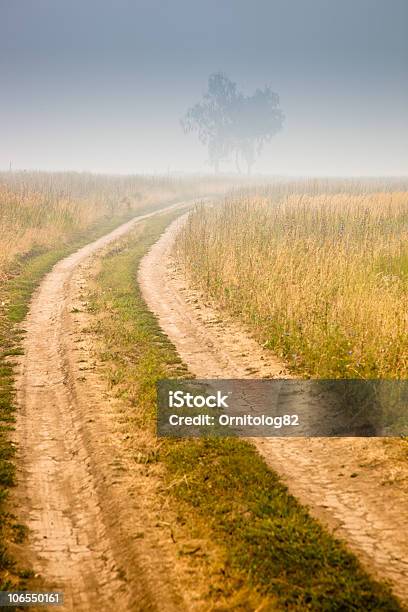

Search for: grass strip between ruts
xmin=89 ymin=209 xmax=402 ymax=611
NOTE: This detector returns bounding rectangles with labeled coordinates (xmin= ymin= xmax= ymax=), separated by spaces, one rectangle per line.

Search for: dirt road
xmin=14 ymin=202 xmax=193 ymax=612
xmin=139 ymin=214 xmax=408 ymax=603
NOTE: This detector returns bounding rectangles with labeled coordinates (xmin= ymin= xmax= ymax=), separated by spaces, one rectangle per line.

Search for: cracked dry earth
xmin=13 ymin=202 xmax=196 ymax=612
xmin=139 ymin=213 xmax=408 ymax=605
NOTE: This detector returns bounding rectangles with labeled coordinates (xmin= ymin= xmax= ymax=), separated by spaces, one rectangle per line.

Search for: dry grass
xmin=87 ymin=212 xmax=401 ymax=610
xmin=0 ymin=170 xmax=228 ymax=279
xmin=0 ymin=169 xmax=231 ymax=588
xmin=177 ymin=183 xmax=408 ymax=378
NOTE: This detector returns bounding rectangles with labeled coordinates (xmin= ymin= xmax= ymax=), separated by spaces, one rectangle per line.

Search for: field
xmin=0 ymin=170 xmax=229 ymax=281
xmin=0 ymin=172 xmax=406 ymax=607
xmin=2 ymin=0 xmax=406 ymax=606
xmin=86 ymin=212 xmax=400 ymax=609
xmin=0 ymin=171 xmax=227 ymax=589
xmin=177 ymin=180 xmax=408 ymax=379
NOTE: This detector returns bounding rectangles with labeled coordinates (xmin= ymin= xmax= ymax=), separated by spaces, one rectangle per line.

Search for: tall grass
xmin=177 ymin=184 xmax=408 ymax=378
xmin=0 ymin=170 xmax=229 ymax=279
xmin=88 ymin=213 xmax=401 ymax=611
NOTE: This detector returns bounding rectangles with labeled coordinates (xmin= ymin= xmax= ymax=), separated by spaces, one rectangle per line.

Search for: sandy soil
xmin=139 ymin=214 xmax=408 ymax=604
xmin=13 ymin=202 xmax=197 ymax=612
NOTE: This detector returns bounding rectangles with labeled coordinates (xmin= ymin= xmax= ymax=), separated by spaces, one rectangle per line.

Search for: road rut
xmin=14 ymin=202 xmax=192 ymax=611
xmin=139 ymin=213 xmax=408 ymax=604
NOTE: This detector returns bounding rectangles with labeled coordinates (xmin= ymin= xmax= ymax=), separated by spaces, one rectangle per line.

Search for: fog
xmin=1 ymin=0 xmax=407 ymax=176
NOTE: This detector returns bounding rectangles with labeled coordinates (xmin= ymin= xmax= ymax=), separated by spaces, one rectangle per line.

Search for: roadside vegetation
xmin=88 ymin=210 xmax=401 ymax=610
xmin=0 ymin=170 xmax=229 ymax=280
xmin=0 ymin=171 xmax=228 ymax=589
xmin=177 ymin=181 xmax=408 ymax=379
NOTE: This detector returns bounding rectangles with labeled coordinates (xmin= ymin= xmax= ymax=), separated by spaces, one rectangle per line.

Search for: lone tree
xmin=182 ymin=72 xmax=284 ymax=174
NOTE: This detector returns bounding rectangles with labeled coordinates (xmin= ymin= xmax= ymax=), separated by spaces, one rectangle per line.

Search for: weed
xmin=177 ymin=187 xmax=408 ymax=379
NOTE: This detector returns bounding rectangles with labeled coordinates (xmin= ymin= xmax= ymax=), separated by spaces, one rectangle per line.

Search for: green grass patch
xmin=89 ymin=211 xmax=402 ymax=610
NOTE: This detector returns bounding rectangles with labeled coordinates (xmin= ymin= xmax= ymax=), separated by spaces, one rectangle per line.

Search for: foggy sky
xmin=1 ymin=0 xmax=407 ymax=176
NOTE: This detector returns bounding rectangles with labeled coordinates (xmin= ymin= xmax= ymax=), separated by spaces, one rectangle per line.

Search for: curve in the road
xmin=14 ymin=201 xmax=193 ymax=612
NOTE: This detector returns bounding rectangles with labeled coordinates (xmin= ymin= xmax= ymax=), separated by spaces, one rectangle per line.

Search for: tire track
xmin=14 ymin=201 xmax=193 ymax=611
xmin=139 ymin=213 xmax=408 ymax=605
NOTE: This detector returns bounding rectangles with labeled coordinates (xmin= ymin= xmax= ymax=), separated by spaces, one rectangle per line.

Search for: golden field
xmin=0 ymin=171 xmax=227 ymax=280
xmin=177 ymin=184 xmax=408 ymax=378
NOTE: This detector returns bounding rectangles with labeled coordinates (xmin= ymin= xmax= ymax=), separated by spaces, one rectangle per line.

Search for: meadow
xmin=177 ymin=180 xmax=408 ymax=379
xmin=0 ymin=170 xmax=229 ymax=280
xmin=87 ymin=211 xmax=399 ymax=610
xmin=0 ymin=170 xmax=227 ymax=588
xmin=0 ymin=172 xmax=405 ymax=605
